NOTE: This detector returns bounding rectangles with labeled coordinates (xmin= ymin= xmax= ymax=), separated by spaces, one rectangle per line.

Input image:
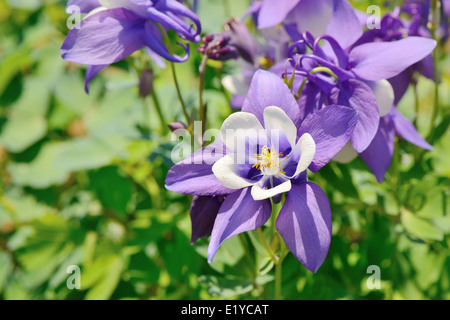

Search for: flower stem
xmin=170 ymin=61 xmax=191 ymax=125
xmin=257 ymin=228 xmax=278 ymax=264
xmin=198 ymin=54 xmax=209 ymax=145
xmin=155 ymin=23 xmax=191 ymax=126
xmin=150 ymin=90 xmax=169 ymax=135
xmin=274 ymin=234 xmax=286 ymax=300
xmin=427 ymin=0 xmax=440 ymax=140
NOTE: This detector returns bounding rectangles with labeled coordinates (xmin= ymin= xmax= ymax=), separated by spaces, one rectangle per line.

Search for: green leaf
xmin=0 ymin=252 xmax=13 ymax=293
xmin=88 ymin=166 xmax=133 ymax=216
xmin=84 ymin=255 xmax=124 ymax=300
xmin=198 ymin=275 xmax=253 ymax=299
xmin=401 ymin=210 xmax=444 ymax=241
xmin=8 ymin=142 xmax=70 ymax=189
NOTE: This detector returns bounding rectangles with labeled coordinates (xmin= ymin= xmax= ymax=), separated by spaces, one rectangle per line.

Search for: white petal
xmin=251 ymin=180 xmax=292 ymax=201
xmin=290 ymin=133 xmax=316 ymax=178
xmin=263 ymin=106 xmax=297 ymax=149
xmin=222 ymin=74 xmax=250 ymax=96
xmin=85 ymin=6 xmax=108 ymax=19
xmin=212 ymin=155 xmax=256 ymax=190
xmin=220 ymin=112 xmax=266 ymax=154
xmin=99 ymin=0 xmax=146 ymax=15
xmin=98 ymin=0 xmax=126 ymax=9
xmin=367 ymin=79 xmax=394 ymax=117
xmin=332 ymin=141 xmax=358 ymax=163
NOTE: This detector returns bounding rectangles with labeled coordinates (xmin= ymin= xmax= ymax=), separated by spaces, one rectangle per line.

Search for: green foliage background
xmin=0 ymin=0 xmax=449 ymax=300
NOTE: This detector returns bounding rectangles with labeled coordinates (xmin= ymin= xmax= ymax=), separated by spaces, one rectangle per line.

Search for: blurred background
xmin=0 ymin=0 xmax=449 ymax=300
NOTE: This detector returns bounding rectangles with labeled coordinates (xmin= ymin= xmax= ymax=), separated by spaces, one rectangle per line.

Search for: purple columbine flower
xmin=245 ymin=0 xmax=363 ymax=51
xmin=352 ymin=6 xmax=436 ymax=105
xmin=61 ymin=0 xmax=201 ymax=92
xmin=165 ymin=70 xmax=358 ymax=272
xmin=287 ymin=31 xmax=435 ymax=156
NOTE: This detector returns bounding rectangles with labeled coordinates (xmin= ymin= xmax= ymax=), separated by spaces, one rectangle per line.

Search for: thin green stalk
xmin=412 ymin=78 xmax=419 ymax=127
xmin=427 ymin=0 xmax=440 ymax=140
xmin=156 ymin=23 xmax=191 ymax=126
xmin=198 ymin=54 xmax=209 ymax=145
xmin=392 ymin=138 xmax=402 ymax=214
xmin=170 ymin=61 xmax=191 ymax=125
xmin=141 ymin=96 xmax=151 ymax=134
xmin=150 ymin=90 xmax=168 ymax=135
xmin=274 ymin=235 xmax=286 ymax=300
xmin=257 ymin=228 xmax=278 ymax=264
xmin=296 ymin=77 xmax=307 ymax=102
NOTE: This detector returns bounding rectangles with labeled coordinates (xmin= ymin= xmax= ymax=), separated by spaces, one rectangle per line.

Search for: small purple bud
xmin=139 ymin=69 xmax=154 ymax=98
xmin=168 ymin=121 xmax=188 ymax=132
xmin=198 ymin=33 xmax=239 ymax=61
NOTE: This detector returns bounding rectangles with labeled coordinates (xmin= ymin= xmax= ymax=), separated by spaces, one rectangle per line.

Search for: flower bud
xmin=168 ymin=121 xmax=188 ymax=132
xmin=139 ymin=68 xmax=154 ymax=98
xmin=198 ymin=33 xmax=239 ymax=61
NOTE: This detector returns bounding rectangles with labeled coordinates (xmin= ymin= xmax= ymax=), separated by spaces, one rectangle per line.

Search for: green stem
xmin=257 ymin=228 xmax=278 ymax=264
xmin=392 ymin=138 xmax=402 ymax=214
xmin=198 ymin=54 xmax=209 ymax=145
xmin=296 ymin=77 xmax=307 ymax=102
xmin=156 ymin=23 xmax=191 ymax=126
xmin=412 ymin=77 xmax=419 ymax=127
xmin=150 ymin=90 xmax=168 ymax=135
xmin=427 ymin=0 xmax=440 ymax=140
xmin=170 ymin=61 xmax=191 ymax=125
xmin=274 ymin=235 xmax=286 ymax=300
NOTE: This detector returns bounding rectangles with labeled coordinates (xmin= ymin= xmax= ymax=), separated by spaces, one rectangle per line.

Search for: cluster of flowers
xmin=61 ymin=0 xmax=444 ymax=272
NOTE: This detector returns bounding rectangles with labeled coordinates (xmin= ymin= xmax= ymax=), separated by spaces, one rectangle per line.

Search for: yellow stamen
xmin=253 ymin=146 xmax=286 ymax=177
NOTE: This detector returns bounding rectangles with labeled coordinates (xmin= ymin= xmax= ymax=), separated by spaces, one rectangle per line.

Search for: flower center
xmin=253 ymin=146 xmax=286 ymax=177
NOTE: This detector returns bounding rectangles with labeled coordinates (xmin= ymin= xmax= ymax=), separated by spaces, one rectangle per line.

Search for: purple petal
xmin=190 ymin=195 xmax=224 ymax=244
xmin=153 ymin=0 xmax=201 ymax=40
xmin=388 ymin=70 xmax=412 ymax=105
xmin=349 ymin=37 xmax=437 ymax=81
xmin=325 ymin=0 xmax=363 ymax=49
xmin=443 ymin=0 xmax=450 ymax=16
xmin=330 ymin=79 xmax=379 ymax=153
xmin=391 ymin=108 xmax=432 ymax=150
xmin=242 ymin=70 xmax=301 ymax=128
xmin=61 ymin=8 xmax=146 ymax=65
xmin=84 ymin=64 xmax=108 ymax=93
xmin=145 ymin=47 xmax=166 ymax=68
xmin=298 ymin=105 xmax=358 ymax=172
xmin=241 ymin=0 xmax=262 ymax=21
xmin=257 ymin=0 xmax=301 ymax=29
xmin=285 ymin=0 xmax=333 ymax=38
xmin=360 ymin=116 xmax=396 ymax=183
xmin=144 ymin=21 xmax=189 ymax=62
xmin=276 ymin=182 xmax=332 ymax=273
xmin=146 ymin=5 xmax=199 ymax=42
xmin=67 ymin=0 xmax=100 ymax=13
xmin=207 ymin=188 xmax=271 ymax=263
xmin=297 ymin=81 xmax=322 ymax=120
xmin=165 ymin=143 xmax=234 ymax=196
